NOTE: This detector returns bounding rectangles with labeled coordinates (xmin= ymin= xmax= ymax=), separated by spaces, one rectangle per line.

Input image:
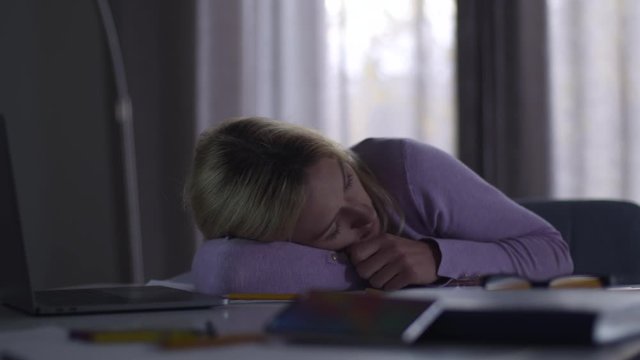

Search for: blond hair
xmin=185 ymin=117 xmax=399 ymax=240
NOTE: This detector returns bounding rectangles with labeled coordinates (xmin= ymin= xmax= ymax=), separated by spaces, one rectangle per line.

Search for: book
xmin=395 ymin=287 xmax=640 ymax=345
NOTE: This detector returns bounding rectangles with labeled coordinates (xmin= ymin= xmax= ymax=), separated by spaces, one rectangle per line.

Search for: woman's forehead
xmin=295 ymin=159 xmax=344 ymax=232
xmin=304 ymin=157 xmax=344 ymax=198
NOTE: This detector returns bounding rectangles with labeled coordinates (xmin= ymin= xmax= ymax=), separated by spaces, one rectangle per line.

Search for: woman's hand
xmin=346 ymin=234 xmax=440 ymax=290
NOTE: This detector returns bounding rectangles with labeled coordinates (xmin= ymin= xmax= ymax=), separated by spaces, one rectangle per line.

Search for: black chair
xmin=518 ymin=199 xmax=640 ymax=284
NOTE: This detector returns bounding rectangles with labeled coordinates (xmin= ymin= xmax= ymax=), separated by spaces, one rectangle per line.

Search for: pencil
xmin=224 ymin=293 xmax=298 ymax=301
xmin=162 ymin=333 xmax=267 ymax=349
xmin=69 ymin=329 xmax=208 ymax=343
xmin=364 ymin=287 xmax=385 ymax=295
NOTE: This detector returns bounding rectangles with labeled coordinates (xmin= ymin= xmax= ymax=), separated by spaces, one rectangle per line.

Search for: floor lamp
xmin=95 ymin=0 xmax=145 ymax=284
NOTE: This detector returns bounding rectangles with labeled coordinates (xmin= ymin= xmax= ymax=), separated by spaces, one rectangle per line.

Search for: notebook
xmin=0 ymin=115 xmax=223 ymax=315
xmin=394 ymin=287 xmax=640 ymax=345
xmin=265 ymin=291 xmax=442 ymax=345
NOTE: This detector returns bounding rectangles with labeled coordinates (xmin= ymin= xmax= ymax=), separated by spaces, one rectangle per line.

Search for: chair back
xmin=518 ymin=200 xmax=640 ymax=284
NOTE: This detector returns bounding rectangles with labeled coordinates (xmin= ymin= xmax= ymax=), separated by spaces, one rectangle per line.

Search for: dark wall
xmin=0 ymin=0 xmax=129 ymax=288
xmin=0 ymin=0 xmax=199 ymax=287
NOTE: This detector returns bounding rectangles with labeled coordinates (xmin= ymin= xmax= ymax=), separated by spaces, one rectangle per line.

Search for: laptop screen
xmin=0 ymin=115 xmax=37 ymax=312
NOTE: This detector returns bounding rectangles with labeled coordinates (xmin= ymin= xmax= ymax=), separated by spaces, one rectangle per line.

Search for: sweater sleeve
xmin=191 ymin=238 xmax=365 ymax=295
xmin=354 ymin=138 xmax=574 ymax=281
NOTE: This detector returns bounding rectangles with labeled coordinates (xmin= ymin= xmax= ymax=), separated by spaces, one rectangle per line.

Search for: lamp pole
xmin=95 ymin=0 xmax=145 ymax=284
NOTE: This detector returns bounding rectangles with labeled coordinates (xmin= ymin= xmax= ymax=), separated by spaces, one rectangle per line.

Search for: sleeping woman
xmin=184 ymin=117 xmax=573 ymax=295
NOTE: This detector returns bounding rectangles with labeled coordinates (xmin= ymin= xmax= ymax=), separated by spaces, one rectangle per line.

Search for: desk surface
xmin=2 ymin=288 xmax=640 ymax=360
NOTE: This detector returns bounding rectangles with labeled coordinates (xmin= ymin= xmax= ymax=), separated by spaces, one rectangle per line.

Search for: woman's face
xmin=291 ymin=157 xmax=380 ymax=251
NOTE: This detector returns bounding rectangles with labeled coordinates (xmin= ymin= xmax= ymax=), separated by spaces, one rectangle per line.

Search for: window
xmin=198 ymin=1 xmax=456 ymax=154
xmin=323 ymin=0 xmax=457 ymax=154
xmin=548 ymin=0 xmax=640 ymax=203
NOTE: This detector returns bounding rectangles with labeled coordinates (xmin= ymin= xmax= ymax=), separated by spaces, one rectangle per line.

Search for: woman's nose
xmin=345 ymin=204 xmax=376 ymax=238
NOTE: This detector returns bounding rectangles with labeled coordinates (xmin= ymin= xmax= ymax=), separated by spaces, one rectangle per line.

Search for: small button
xmin=328 ymin=252 xmax=348 ymax=264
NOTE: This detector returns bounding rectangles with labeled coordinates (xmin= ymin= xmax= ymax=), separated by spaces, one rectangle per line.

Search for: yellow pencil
xmin=162 ymin=333 xmax=266 ymax=349
xmin=364 ymin=287 xmax=385 ymax=295
xmin=225 ymin=293 xmax=298 ymax=301
xmin=70 ymin=329 xmax=208 ymax=343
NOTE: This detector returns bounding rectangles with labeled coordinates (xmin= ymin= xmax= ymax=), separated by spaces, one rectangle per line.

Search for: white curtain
xmin=196 ymin=0 xmax=457 ymax=152
xmin=548 ymin=0 xmax=640 ymax=204
xmin=324 ymin=0 xmax=457 ymax=151
xmin=240 ymin=0 xmax=326 ymax=130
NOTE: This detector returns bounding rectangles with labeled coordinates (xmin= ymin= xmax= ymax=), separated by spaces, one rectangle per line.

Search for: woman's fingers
xmin=368 ymin=260 xmax=405 ymax=289
xmin=353 ymin=246 xmax=398 ymax=279
xmin=347 ymin=234 xmax=439 ymax=289
xmin=347 ymin=236 xmax=383 ymax=264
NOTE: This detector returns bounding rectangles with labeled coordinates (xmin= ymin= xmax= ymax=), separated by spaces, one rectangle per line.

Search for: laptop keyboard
xmin=35 ymin=286 xmax=195 ymax=306
xmin=36 ymin=288 xmax=130 ymax=306
xmin=98 ymin=286 xmax=193 ymax=302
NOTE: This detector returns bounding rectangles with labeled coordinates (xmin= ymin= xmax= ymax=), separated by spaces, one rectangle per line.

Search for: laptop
xmin=0 ymin=115 xmax=223 ymax=315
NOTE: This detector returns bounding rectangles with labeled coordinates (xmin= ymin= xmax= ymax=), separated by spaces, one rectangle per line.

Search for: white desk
xmin=2 ymin=289 xmax=640 ymax=360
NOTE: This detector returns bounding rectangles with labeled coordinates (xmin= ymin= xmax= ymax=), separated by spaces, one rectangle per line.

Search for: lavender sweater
xmin=192 ymin=138 xmax=574 ymax=295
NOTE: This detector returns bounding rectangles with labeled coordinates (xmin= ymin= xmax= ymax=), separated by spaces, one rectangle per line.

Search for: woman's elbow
xmin=536 ymin=230 xmax=575 ymax=279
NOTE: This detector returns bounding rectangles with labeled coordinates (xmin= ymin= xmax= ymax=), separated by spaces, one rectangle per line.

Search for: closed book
xmin=395 ymin=288 xmax=640 ymax=345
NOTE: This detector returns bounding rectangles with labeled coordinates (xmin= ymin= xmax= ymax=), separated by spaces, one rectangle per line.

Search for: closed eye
xmin=327 ymin=223 xmax=341 ymax=240
xmin=323 ymin=162 xmax=352 ymax=242
xmin=344 ymin=173 xmax=354 ymax=190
